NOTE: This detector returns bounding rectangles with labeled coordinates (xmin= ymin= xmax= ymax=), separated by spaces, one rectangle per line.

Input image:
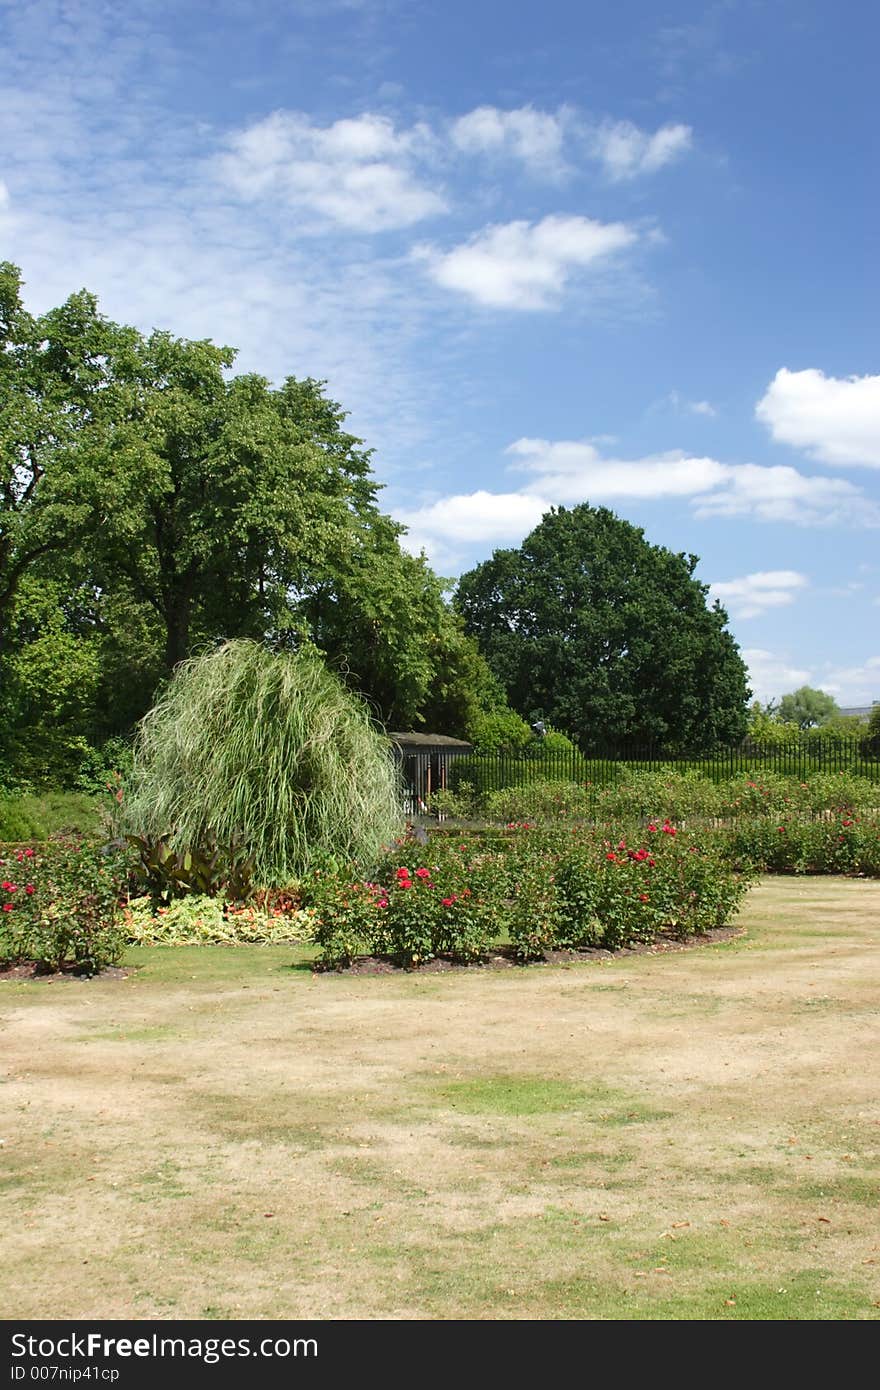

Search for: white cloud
xmin=590 ymin=120 xmax=693 ymax=180
xmin=743 ymin=649 xmax=880 ymax=705
xmin=756 ymin=367 xmax=880 ymax=468
xmin=817 ymin=656 xmax=880 ymax=703
xmin=507 ymin=438 xmax=726 ymax=500
xmin=742 ymin=649 xmax=813 ymax=703
xmin=413 ymin=215 xmax=638 ymax=309
xmin=398 ymin=490 xmax=549 ymax=555
xmin=692 ymin=462 xmax=877 ymax=526
xmin=657 ymin=391 xmax=717 ymax=419
xmin=215 ymin=110 xmax=446 ymax=232
xmin=708 ymin=570 xmax=808 ymax=620
xmin=450 ymin=105 xmax=569 ymax=175
xmin=394 ymin=439 xmax=880 ymax=569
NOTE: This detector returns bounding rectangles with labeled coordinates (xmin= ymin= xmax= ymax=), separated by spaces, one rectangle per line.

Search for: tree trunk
xmin=163 ymin=570 xmax=197 ymax=673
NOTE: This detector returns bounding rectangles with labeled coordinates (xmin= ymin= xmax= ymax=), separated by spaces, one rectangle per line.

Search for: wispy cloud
xmin=756 ymin=367 xmax=880 ymax=468
xmin=708 ymin=570 xmax=808 ymax=620
xmin=412 ymin=215 xmax=638 ymax=309
xmin=589 ymin=120 xmax=693 ymax=180
xmin=449 ymin=105 xmax=571 ymax=177
xmin=449 ymin=105 xmax=694 ymax=184
xmin=214 ymin=111 xmax=446 ymax=232
xmin=741 ymin=648 xmax=813 ymax=703
xmin=816 ymin=656 xmax=880 ymax=702
xmin=396 ymin=438 xmax=880 ymax=568
xmin=664 ymin=390 xmax=717 ymax=417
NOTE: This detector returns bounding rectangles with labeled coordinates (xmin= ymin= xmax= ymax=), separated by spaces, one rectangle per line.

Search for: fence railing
xmin=399 ymin=737 xmax=880 ymax=818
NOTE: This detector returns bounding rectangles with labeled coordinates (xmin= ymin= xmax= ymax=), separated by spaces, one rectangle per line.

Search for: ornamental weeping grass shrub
xmin=0 ymin=839 xmax=128 ymax=974
xmin=122 ymin=641 xmax=403 ymax=889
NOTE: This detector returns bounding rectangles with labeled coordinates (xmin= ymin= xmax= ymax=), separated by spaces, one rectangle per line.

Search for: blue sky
xmin=2 ymin=0 xmax=878 ymax=704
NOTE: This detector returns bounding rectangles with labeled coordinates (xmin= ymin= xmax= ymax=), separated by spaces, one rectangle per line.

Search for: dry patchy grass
xmin=1 ymin=877 xmax=879 ymax=1320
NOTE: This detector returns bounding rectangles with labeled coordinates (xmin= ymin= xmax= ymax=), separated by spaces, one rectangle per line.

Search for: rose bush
xmin=0 ymin=838 xmax=129 ymax=974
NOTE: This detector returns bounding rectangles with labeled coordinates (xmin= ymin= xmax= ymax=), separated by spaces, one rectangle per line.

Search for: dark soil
xmin=319 ymin=924 xmax=744 ymax=975
xmin=0 ymin=962 xmax=130 ymax=983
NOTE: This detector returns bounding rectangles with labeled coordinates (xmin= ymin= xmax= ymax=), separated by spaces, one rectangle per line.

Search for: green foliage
xmin=466 ymin=707 xmax=533 ymax=753
xmin=309 ymin=821 xmax=751 ymax=969
xmin=125 ymin=831 xmax=256 ymax=906
xmin=777 ymin=686 xmax=840 ymax=729
xmin=427 ymin=783 xmax=481 ymax=820
xmin=0 ymin=839 xmax=128 ymax=974
xmin=122 ymin=640 xmax=403 ymax=888
xmin=455 ymin=504 xmax=750 ymax=751
xmin=123 ymin=894 xmax=314 ymax=945
xmin=440 ymin=767 xmax=880 ymax=825
xmin=0 ymin=791 xmax=106 ymax=840
xmin=727 ymin=812 xmax=880 ymax=876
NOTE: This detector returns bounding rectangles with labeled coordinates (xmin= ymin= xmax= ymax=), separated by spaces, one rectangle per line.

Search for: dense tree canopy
xmin=0 ymin=266 xmax=503 ymax=784
xmin=454 ymin=504 xmax=751 ymax=751
xmin=777 ymin=686 xmax=840 ymax=730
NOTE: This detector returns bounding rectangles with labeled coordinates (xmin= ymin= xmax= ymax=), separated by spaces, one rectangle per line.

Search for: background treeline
xmin=4 ymin=263 xmax=873 ymax=796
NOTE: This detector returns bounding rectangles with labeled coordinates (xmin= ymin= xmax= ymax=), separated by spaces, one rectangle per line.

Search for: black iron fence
xmin=399 ymin=737 xmax=880 ymax=817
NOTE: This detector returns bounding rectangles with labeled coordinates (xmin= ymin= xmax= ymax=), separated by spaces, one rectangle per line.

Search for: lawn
xmin=2 ymin=876 xmax=879 ymax=1320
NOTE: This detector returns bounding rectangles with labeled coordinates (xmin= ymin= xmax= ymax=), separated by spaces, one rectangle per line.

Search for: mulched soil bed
xmin=0 ymin=963 xmax=130 ymax=982
xmin=319 ymin=924 xmax=744 ymax=975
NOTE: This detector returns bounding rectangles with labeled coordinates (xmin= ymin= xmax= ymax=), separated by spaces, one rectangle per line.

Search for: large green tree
xmin=454 ymin=504 xmax=750 ymax=750
xmin=1 ymin=265 xmax=505 ymax=782
xmin=777 ymin=686 xmax=840 ymax=730
xmin=0 ymin=262 xmax=143 ymax=651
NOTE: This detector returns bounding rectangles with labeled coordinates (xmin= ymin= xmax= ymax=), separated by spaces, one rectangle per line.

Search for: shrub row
xmin=432 ymin=770 xmax=880 ymax=825
xmin=308 ymin=822 xmax=754 ymax=969
xmin=725 ymin=812 xmax=880 ymax=877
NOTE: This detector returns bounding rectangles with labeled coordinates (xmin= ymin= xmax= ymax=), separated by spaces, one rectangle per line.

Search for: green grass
xmin=0 ymin=790 xmax=105 ymax=841
xmin=3 ymin=875 xmax=879 ymax=1321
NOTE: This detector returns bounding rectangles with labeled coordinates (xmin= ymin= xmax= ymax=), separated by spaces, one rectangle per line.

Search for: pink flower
xmin=647 ymin=824 xmax=658 ymax=833
xmin=395 ymin=867 xmax=410 ymax=880
xmin=606 ymin=852 xmax=617 ymax=862
xmin=415 ymin=867 xmax=431 ymax=879
xmin=25 ymin=884 xmax=35 ymax=895
xmin=2 ymin=903 xmax=12 ymax=912
xmin=441 ymin=897 xmax=456 ymax=907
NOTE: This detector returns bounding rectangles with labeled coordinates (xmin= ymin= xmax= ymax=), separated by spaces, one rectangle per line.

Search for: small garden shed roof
xmin=388 ymin=732 xmax=473 ymax=751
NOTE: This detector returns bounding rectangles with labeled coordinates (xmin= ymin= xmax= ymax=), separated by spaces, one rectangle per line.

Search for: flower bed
xmin=1 ymin=839 xmax=129 ymax=975
xmin=308 ymin=821 xmax=755 ymax=969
